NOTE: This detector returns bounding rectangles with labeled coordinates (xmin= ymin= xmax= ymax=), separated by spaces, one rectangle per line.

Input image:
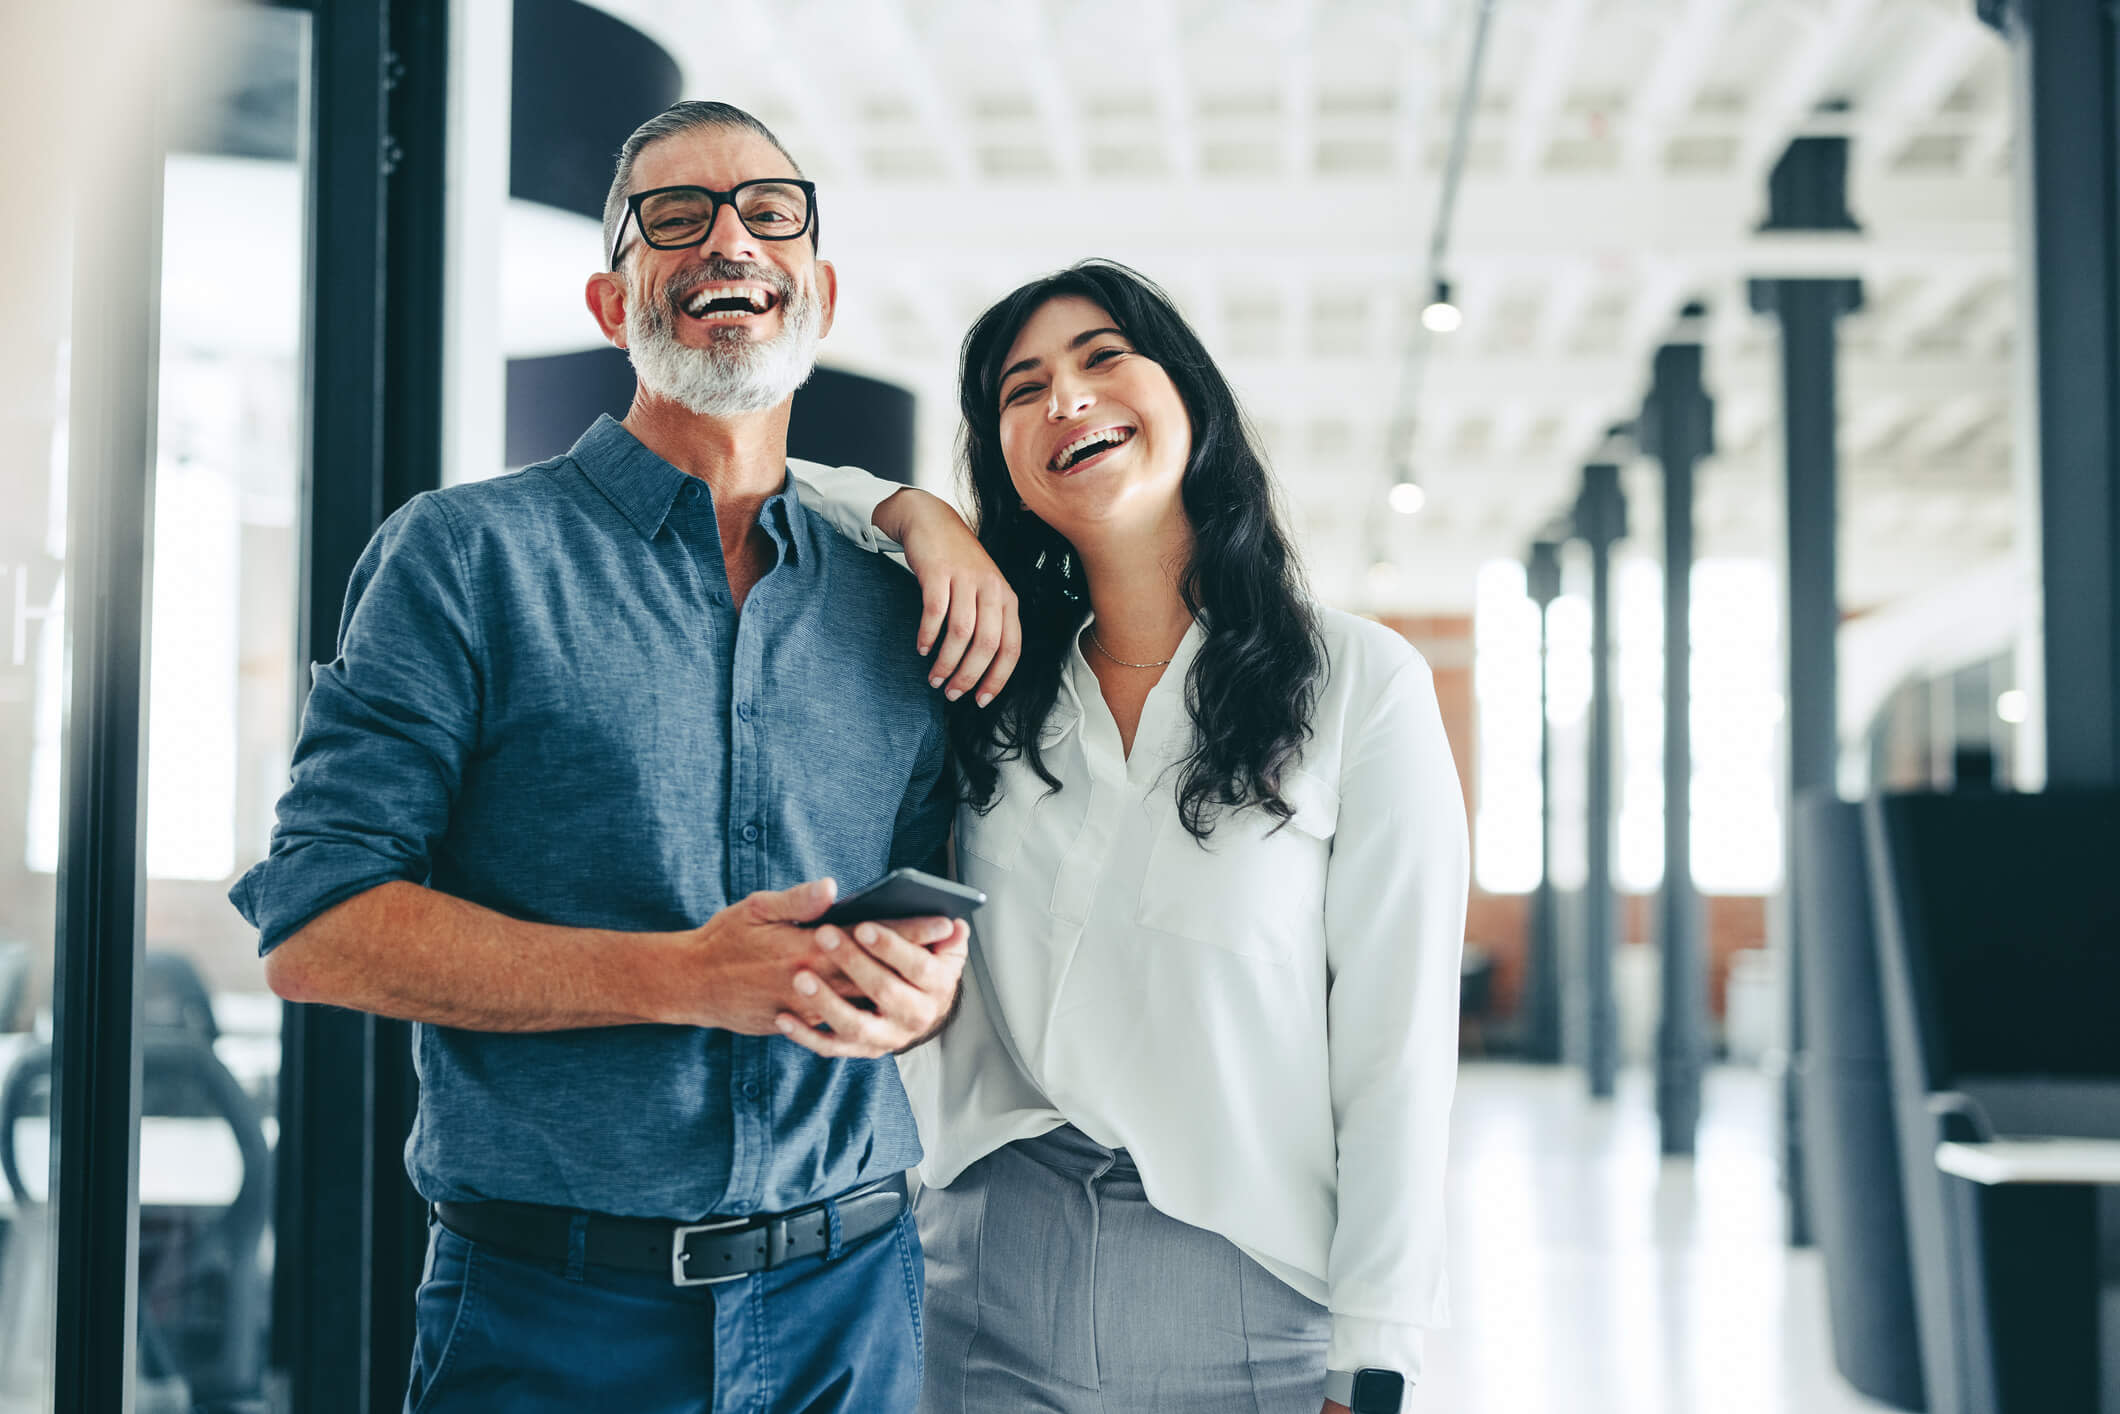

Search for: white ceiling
xmin=584 ymin=0 xmax=2022 ymax=615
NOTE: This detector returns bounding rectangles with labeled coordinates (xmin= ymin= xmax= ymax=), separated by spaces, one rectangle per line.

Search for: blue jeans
xmin=403 ymin=1197 xmax=925 ymax=1414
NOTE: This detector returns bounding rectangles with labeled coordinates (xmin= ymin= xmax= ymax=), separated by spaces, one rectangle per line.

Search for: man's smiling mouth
xmin=681 ymin=285 xmax=779 ymax=320
xmin=1049 ymin=426 xmax=1135 ymax=472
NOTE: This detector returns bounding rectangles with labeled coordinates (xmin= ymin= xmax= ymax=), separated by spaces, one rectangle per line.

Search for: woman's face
xmin=993 ymin=295 xmax=1192 ymax=547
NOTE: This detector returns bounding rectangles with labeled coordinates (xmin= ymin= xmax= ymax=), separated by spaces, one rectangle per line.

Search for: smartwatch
xmin=1324 ymin=1367 xmax=1407 ymax=1413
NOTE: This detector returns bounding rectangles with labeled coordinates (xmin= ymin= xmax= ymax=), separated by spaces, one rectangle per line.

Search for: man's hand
xmin=772 ymin=917 xmax=970 ymax=1059
xmin=1324 ymin=1402 xmax=1353 ymax=1414
xmin=875 ymin=488 xmax=1020 ymax=708
xmin=665 ymin=880 xmax=954 ymax=1035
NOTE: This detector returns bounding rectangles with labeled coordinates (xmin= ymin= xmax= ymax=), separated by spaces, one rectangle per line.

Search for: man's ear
xmin=815 ymin=258 xmax=838 ymax=340
xmin=585 ymin=269 xmax=629 ymax=349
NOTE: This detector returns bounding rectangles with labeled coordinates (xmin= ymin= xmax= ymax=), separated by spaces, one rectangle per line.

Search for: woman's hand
xmin=876 ymin=488 xmax=1021 ymax=707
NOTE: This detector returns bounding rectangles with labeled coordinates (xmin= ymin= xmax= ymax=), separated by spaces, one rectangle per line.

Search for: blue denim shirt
xmin=231 ymin=415 xmax=951 ymax=1219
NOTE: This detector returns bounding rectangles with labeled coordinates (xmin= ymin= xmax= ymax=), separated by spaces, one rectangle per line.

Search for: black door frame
xmin=274 ymin=0 xmax=448 ymax=1410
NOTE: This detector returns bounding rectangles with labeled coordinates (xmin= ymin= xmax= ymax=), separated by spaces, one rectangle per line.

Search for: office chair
xmin=1866 ymin=789 xmax=2120 ymax=1414
xmin=0 ymin=944 xmax=29 ymax=1034
xmin=1792 ymin=792 xmax=1924 ymax=1411
xmin=0 ymin=1034 xmax=273 ymax=1411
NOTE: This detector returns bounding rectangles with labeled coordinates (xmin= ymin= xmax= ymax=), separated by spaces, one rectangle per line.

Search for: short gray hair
xmin=602 ymin=101 xmax=811 ymax=271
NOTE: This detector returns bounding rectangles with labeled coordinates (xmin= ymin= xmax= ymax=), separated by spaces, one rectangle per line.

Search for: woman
xmin=789 ymin=261 xmax=1468 ymax=1414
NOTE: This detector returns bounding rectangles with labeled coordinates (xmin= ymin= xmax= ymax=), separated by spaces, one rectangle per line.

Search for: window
xmin=1472 ymin=556 xmax=1784 ymax=895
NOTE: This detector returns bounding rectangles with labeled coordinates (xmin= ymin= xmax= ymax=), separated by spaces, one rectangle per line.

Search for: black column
xmin=1980 ymin=0 xmax=2120 ymax=788
xmin=1523 ymin=540 xmax=1564 ymax=1063
xmin=1574 ymin=464 xmax=1628 ymax=1099
xmin=1641 ymin=315 xmax=1715 ymax=1156
xmin=1750 ymin=135 xmax=1863 ymax=1248
xmin=277 ymin=2 xmax=450 ymax=1410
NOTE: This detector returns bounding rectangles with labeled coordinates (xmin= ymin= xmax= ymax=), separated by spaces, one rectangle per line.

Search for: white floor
xmin=1423 ymin=1062 xmax=1901 ymax=1414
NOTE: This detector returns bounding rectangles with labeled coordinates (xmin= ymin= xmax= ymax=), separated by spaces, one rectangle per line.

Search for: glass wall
xmin=132 ymin=10 xmax=310 ymax=1410
xmin=0 ymin=99 xmax=70 ymax=1409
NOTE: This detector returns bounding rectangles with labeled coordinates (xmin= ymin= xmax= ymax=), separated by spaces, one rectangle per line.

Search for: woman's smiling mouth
xmin=1048 ymin=425 xmax=1136 ymax=473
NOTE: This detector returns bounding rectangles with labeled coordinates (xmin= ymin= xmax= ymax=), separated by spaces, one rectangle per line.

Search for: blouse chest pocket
xmin=1134 ymin=770 xmax=1339 ymax=963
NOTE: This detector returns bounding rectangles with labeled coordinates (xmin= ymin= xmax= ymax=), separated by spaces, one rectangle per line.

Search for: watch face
xmin=1352 ymin=1368 xmax=1406 ymax=1413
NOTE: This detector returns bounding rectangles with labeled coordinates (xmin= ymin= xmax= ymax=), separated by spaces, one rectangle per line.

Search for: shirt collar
xmin=1056 ymin=614 xmax=1206 ymax=749
xmin=569 ymin=414 xmax=813 ymax=563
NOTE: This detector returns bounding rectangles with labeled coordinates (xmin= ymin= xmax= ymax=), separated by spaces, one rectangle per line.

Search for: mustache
xmin=663 ymin=255 xmax=796 ymax=309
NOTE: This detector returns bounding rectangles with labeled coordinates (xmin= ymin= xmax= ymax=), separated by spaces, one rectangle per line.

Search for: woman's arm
xmin=790 ymin=459 xmax=1021 ymax=706
xmin=1320 ymin=654 xmax=1471 ymax=1390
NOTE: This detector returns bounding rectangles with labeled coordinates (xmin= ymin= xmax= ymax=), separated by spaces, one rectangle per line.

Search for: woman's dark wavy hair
xmin=947 ymin=259 xmax=1327 ymax=841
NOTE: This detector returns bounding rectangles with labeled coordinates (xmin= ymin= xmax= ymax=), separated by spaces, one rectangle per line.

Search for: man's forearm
xmin=264 ymin=881 xmax=678 ymax=1032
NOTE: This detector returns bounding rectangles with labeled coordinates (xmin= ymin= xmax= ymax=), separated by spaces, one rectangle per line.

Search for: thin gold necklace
xmin=1088 ymin=627 xmax=1174 ymax=669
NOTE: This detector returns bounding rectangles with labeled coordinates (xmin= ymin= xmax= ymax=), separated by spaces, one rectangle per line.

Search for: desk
xmin=1938 ymin=1138 xmax=2120 ymax=1186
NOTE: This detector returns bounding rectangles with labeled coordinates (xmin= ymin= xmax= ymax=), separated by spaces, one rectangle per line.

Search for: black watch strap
xmin=1325 ymin=1367 xmax=1407 ymax=1412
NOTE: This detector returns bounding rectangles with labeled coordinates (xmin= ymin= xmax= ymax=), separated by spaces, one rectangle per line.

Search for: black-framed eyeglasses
xmin=609 ymin=180 xmax=819 ymax=270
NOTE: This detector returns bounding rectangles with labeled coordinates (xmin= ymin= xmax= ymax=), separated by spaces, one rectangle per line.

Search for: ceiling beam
xmin=868 ymin=0 xmax=979 ymax=185
xmin=1737 ymin=0 xmax=1884 ymax=177
xmin=1508 ymin=0 xmax=1593 ymax=175
xmin=1283 ymin=0 xmax=1315 ymax=179
xmin=996 ymin=0 xmax=1085 ymax=182
xmin=1537 ymin=259 xmax=1598 ymax=354
xmin=1621 ymin=0 xmax=1740 ymax=173
xmin=1204 ymin=350 xmax=2015 ymax=418
xmin=1147 ymin=0 xmax=1198 ymax=180
xmin=1881 ymin=266 xmax=1985 ymax=356
xmin=714 ymin=0 xmax=863 ymax=181
xmin=1394 ymin=8 xmax=1436 ymax=177
xmin=1852 ymin=16 xmax=1993 ymax=179
xmin=1962 ymin=100 xmax=2014 ymax=176
xmin=823 ymin=173 xmax=2012 ymax=266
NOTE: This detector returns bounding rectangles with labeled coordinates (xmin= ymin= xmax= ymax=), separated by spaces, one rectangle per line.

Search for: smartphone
xmin=813 ymin=867 xmax=986 ymax=929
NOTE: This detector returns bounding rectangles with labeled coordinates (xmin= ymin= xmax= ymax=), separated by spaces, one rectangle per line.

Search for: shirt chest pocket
xmin=1134 ymin=770 xmax=1339 ymax=963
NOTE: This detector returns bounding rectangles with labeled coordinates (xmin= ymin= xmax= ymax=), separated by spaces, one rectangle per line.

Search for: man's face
xmin=590 ymin=126 xmax=838 ymax=418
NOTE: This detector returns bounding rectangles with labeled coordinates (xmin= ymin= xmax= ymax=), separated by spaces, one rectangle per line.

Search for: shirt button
xmin=741 ymin=1080 xmax=762 ymax=1101
xmin=742 ymin=823 xmax=761 ymax=844
xmin=736 ymin=702 xmax=752 ymax=721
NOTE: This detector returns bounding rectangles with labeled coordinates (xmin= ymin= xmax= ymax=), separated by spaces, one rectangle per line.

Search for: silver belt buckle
xmin=670 ymin=1215 xmax=754 ymax=1287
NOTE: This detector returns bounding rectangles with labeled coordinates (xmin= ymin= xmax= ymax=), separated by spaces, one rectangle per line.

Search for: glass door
xmin=132 ymin=8 xmax=312 ymax=1411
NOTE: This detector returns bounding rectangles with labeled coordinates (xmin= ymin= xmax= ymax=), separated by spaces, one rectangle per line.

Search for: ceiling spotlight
xmin=1389 ymin=481 xmax=1427 ymax=515
xmin=1996 ymin=689 xmax=2029 ymax=724
xmin=1421 ymin=278 xmax=1462 ymax=334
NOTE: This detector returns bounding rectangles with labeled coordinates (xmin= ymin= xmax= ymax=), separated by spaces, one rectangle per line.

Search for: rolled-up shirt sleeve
xmin=230 ymin=493 xmax=483 ymax=954
xmin=1322 ymin=654 xmax=1470 ymax=1381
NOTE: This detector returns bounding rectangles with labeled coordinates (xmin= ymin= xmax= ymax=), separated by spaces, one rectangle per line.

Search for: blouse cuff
xmin=1327 ymin=1313 xmax=1426 ymax=1387
xmin=788 ymin=457 xmax=905 ymax=554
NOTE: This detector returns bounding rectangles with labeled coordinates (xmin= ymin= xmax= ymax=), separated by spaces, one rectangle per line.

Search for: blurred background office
xmin=4 ymin=0 xmax=2116 ymax=1411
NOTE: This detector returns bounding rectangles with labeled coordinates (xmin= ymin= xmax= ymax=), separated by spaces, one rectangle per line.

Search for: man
xmin=233 ymin=101 xmax=1014 ymax=1412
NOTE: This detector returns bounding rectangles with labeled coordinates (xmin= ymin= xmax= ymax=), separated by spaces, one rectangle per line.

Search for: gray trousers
xmin=913 ymin=1125 xmax=1330 ymax=1414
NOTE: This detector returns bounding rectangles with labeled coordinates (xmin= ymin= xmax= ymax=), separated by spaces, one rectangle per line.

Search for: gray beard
xmin=625 ymin=279 xmax=823 ymax=417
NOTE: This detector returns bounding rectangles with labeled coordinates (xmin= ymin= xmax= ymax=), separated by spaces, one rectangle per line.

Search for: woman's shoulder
xmin=1313 ymin=605 xmax=1431 ymax=700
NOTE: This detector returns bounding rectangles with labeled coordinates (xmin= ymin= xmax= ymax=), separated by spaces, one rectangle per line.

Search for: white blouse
xmin=792 ymin=463 xmax=1470 ymax=1381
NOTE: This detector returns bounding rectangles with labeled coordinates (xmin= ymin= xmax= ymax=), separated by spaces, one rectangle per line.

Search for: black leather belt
xmin=435 ymin=1174 xmax=906 ymax=1287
